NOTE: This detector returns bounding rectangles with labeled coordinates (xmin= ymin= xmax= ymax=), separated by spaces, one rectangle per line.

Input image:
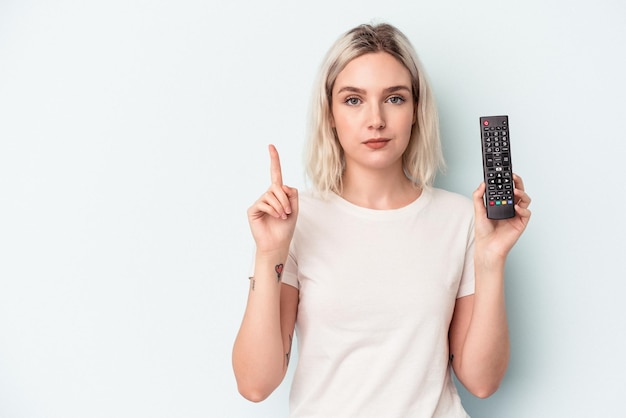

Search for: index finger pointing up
xmin=269 ymin=144 xmax=283 ymax=186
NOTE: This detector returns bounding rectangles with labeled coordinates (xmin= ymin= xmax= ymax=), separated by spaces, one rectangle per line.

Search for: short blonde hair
xmin=305 ymin=23 xmax=445 ymax=194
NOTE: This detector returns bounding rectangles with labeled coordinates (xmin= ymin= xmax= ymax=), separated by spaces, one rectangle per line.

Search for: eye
xmin=387 ymin=95 xmax=406 ymax=105
xmin=345 ymin=97 xmax=361 ymax=106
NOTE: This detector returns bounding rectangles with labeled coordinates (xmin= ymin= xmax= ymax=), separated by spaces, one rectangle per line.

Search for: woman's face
xmin=331 ymin=52 xmax=415 ymax=174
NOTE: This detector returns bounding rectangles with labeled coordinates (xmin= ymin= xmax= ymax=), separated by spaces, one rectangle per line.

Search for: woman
xmin=233 ymin=22 xmax=531 ymax=417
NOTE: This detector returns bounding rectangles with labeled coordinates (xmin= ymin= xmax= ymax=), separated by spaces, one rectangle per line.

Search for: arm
xmin=232 ymin=145 xmax=299 ymax=402
xmin=449 ymin=174 xmax=531 ymax=398
xmin=233 ymin=278 xmax=298 ymax=402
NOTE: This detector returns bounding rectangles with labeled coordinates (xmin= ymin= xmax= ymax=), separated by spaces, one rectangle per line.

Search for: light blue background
xmin=1 ymin=1 xmax=625 ymax=417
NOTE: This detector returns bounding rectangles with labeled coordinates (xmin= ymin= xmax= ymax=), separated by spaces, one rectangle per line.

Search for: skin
xmin=331 ymin=52 xmax=420 ymax=209
xmin=232 ymin=51 xmax=532 ymax=402
xmin=232 ymin=144 xmax=299 ymax=402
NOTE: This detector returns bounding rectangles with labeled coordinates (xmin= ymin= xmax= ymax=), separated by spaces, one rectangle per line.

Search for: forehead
xmin=333 ymin=52 xmax=411 ymax=92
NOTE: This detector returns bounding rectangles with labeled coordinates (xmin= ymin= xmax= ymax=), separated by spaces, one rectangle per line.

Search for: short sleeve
xmin=456 ymin=215 xmax=476 ymax=298
xmin=282 ymin=247 xmax=299 ymax=289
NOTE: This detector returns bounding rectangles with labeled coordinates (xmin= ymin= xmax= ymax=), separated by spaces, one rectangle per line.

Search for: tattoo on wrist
xmin=275 ymin=264 xmax=284 ymax=282
xmin=249 ymin=276 xmax=255 ymax=291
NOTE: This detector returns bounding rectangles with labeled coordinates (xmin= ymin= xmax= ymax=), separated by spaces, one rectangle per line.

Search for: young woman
xmin=232 ymin=22 xmax=531 ymax=417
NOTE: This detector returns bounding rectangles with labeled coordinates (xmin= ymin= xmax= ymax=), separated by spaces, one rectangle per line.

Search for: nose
xmin=368 ymin=103 xmax=385 ymax=129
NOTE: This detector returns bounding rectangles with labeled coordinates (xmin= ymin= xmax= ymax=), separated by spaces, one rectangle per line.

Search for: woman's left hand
xmin=472 ymin=173 xmax=532 ymax=261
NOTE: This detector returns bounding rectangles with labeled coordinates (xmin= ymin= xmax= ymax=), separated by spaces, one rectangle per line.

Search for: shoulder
xmin=428 ymin=187 xmax=473 ymax=209
xmin=295 ymin=189 xmax=337 ymax=220
xmin=298 ymin=189 xmax=331 ymax=208
xmin=423 ymin=187 xmax=474 ymax=222
xmin=299 ymin=189 xmax=346 ymax=208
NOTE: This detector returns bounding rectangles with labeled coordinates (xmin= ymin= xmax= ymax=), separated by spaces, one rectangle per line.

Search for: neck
xmin=339 ymin=165 xmax=421 ymax=210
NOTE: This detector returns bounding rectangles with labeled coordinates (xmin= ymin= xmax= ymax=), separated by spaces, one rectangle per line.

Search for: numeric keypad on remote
xmin=480 ymin=115 xmax=515 ymax=220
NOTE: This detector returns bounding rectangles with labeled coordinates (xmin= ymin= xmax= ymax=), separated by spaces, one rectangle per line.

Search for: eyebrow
xmin=335 ymin=85 xmax=412 ymax=95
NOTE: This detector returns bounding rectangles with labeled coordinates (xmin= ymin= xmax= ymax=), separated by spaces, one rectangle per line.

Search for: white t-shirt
xmin=282 ymin=187 xmax=475 ymax=418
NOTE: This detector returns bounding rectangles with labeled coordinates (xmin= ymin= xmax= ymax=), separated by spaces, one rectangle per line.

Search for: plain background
xmin=1 ymin=0 xmax=625 ymax=417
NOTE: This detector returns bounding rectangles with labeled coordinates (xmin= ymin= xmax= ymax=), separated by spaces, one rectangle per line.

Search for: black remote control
xmin=480 ymin=115 xmax=515 ymax=220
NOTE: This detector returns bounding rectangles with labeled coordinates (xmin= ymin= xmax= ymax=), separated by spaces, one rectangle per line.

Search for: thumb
xmin=282 ymin=185 xmax=299 ymax=214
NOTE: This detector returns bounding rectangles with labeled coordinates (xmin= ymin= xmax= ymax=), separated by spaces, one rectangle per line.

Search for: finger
xmin=268 ymin=183 xmax=292 ymax=216
xmin=283 ymin=185 xmax=298 ymax=214
xmin=248 ymin=200 xmax=282 ymax=220
xmin=514 ymin=204 xmax=532 ymax=221
xmin=512 ymin=173 xmax=524 ymax=192
xmin=269 ymin=144 xmax=284 ymax=187
xmin=514 ymin=202 xmax=532 ymax=227
xmin=248 ymin=186 xmax=290 ymax=220
xmin=513 ymin=188 xmax=532 ymax=209
xmin=264 ymin=187 xmax=290 ymax=219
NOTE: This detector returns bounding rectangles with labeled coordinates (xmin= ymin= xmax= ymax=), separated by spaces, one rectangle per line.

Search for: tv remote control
xmin=480 ymin=115 xmax=515 ymax=220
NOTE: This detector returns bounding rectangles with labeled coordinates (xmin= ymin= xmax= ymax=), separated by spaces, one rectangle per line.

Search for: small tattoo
xmin=275 ymin=264 xmax=284 ymax=282
xmin=249 ymin=276 xmax=255 ymax=291
xmin=449 ymin=354 xmax=454 ymax=363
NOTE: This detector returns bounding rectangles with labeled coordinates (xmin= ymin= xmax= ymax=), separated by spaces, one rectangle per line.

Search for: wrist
xmin=474 ymin=244 xmax=507 ymax=272
xmin=254 ymin=249 xmax=289 ymax=281
xmin=255 ymin=248 xmax=289 ymax=263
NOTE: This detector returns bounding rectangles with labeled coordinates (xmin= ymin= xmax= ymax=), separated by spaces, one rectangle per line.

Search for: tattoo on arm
xmin=248 ymin=262 xmax=282 ymax=290
xmin=275 ymin=264 xmax=284 ymax=282
xmin=449 ymin=354 xmax=454 ymax=363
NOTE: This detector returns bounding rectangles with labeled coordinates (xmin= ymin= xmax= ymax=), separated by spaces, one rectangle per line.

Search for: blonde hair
xmin=305 ymin=23 xmax=445 ymax=194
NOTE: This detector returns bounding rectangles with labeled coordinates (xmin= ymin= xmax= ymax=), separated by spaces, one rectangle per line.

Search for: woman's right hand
xmin=247 ymin=145 xmax=299 ymax=254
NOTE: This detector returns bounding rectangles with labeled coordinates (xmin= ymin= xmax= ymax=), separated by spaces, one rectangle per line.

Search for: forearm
xmin=232 ymin=250 xmax=288 ymax=401
xmin=456 ymin=255 xmax=510 ymax=398
xmin=453 ymin=177 xmax=530 ymax=397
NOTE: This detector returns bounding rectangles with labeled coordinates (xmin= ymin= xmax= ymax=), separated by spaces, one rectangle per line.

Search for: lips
xmin=363 ymin=138 xmax=391 ymax=149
